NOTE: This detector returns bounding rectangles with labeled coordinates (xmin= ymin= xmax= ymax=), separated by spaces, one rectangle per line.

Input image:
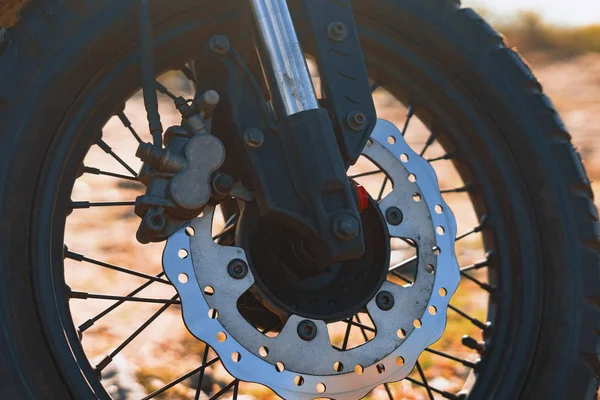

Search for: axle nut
xmin=333 ymin=214 xmax=360 ymax=241
xmin=297 ymin=320 xmax=318 ymax=341
xmin=228 ymin=259 xmax=248 ymax=280
xmin=376 ymin=291 xmax=394 ymax=311
xmin=244 ymin=128 xmax=264 ymax=149
xmin=210 ymin=35 xmax=230 ymax=55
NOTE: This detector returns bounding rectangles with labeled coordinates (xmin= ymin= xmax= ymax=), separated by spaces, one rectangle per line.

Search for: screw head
xmin=146 ymin=211 xmax=166 ymax=232
xmin=244 ymin=128 xmax=264 ymax=149
xmin=376 ymin=291 xmax=394 ymax=311
xmin=210 ymin=35 xmax=230 ymax=54
xmin=212 ymin=173 xmax=234 ymax=195
xmin=327 ymin=21 xmax=348 ymax=42
xmin=333 ymin=214 xmax=360 ymax=241
xmin=228 ymin=259 xmax=248 ymax=280
xmin=297 ymin=320 xmax=318 ymax=341
xmin=385 ymin=207 xmax=403 ymax=226
xmin=346 ymin=110 xmax=368 ymax=132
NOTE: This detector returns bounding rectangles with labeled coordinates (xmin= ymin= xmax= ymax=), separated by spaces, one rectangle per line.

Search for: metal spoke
xmin=156 ymin=81 xmax=178 ymax=101
xmin=65 ymin=249 xmax=171 ymax=285
xmin=194 ymin=346 xmax=211 ymax=400
xmin=95 ymin=294 xmax=179 ymax=373
xmin=346 ymin=318 xmax=376 ymax=333
xmin=208 ymin=379 xmax=239 ymax=400
xmin=389 ymin=255 xmax=417 ymax=272
xmin=376 ymin=176 xmax=389 ymax=202
xmin=401 ymin=104 xmax=414 ymax=136
xmin=461 ymin=271 xmax=494 ymax=292
xmin=341 ymin=319 xmax=353 ymax=350
xmin=78 ymin=272 xmax=166 ymax=332
xmin=232 ymin=381 xmax=239 ymax=400
xmin=82 ymin=166 xmax=139 ymax=182
xmin=416 ymin=361 xmax=435 ymax=400
xmin=142 ymin=356 xmax=220 ymax=400
xmin=405 ymin=376 xmax=459 ymax=400
xmin=424 ymin=347 xmax=477 ymax=368
xmin=71 ymin=201 xmax=136 ymax=209
xmin=390 ymin=269 xmax=413 ymax=284
xmin=456 ymin=215 xmax=487 ymax=241
xmin=212 ymin=213 xmax=238 ymax=241
xmin=354 ymin=315 xmax=370 ymax=342
xmin=117 ymin=111 xmax=143 ymax=143
xmin=427 ymin=152 xmax=456 ymax=163
xmin=440 ymin=183 xmax=472 ymax=194
xmin=383 ymin=383 xmax=394 ymax=399
xmin=96 ymin=138 xmax=138 ymax=177
xmin=349 ymin=170 xmax=384 ymax=180
xmin=70 ymin=291 xmax=180 ymax=305
xmin=448 ymin=304 xmax=486 ymax=330
xmin=420 ymin=131 xmax=436 ymax=157
xmin=460 ymin=258 xmax=490 ymax=273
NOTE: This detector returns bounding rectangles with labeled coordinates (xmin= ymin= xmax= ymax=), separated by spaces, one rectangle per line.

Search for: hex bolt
xmin=228 ymin=259 xmax=248 ymax=280
xmin=346 ymin=110 xmax=368 ymax=132
xmin=376 ymin=290 xmax=394 ymax=311
xmin=297 ymin=320 xmax=318 ymax=341
xmin=244 ymin=128 xmax=264 ymax=149
xmin=327 ymin=21 xmax=348 ymax=42
xmin=385 ymin=207 xmax=403 ymax=226
xmin=333 ymin=214 xmax=360 ymax=242
xmin=210 ymin=35 xmax=230 ymax=55
xmin=145 ymin=211 xmax=166 ymax=232
xmin=212 ymin=173 xmax=234 ymax=195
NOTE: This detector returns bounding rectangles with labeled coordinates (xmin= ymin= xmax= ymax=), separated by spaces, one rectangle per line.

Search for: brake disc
xmin=163 ymin=118 xmax=460 ymax=399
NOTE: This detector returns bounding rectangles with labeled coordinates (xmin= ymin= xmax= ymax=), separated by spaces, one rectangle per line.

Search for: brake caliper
xmin=133 ymin=92 xmax=228 ymax=243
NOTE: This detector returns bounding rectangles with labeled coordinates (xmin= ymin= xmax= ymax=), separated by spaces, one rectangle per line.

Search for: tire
xmin=0 ymin=0 xmax=598 ymax=399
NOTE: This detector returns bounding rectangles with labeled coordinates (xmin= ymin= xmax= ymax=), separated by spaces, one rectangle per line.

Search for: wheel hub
xmin=163 ymin=119 xmax=460 ymax=399
xmin=238 ymin=196 xmax=390 ymax=322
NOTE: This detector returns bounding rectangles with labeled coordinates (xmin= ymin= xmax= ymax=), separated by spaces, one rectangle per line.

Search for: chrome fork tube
xmin=249 ymin=0 xmax=319 ymax=116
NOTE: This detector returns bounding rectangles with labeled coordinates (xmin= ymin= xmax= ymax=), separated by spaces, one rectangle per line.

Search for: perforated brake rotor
xmin=163 ymin=119 xmax=460 ymax=399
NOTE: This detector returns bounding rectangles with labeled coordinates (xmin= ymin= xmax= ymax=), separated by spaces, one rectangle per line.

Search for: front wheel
xmin=0 ymin=0 xmax=598 ymax=399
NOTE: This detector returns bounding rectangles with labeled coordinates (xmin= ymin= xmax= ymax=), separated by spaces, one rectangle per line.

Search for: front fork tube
xmin=247 ymin=0 xmax=366 ymax=265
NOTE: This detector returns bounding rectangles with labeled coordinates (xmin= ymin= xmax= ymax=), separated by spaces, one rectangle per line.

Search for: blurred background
xmin=464 ymin=0 xmax=600 ymax=192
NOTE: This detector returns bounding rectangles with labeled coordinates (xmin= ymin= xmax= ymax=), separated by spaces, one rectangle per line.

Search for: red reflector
xmin=355 ymin=185 xmax=369 ymax=213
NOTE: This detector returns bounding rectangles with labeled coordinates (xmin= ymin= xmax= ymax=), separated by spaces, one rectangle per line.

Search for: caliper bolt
xmin=210 ymin=35 xmax=230 ymax=55
xmin=297 ymin=320 xmax=318 ymax=341
xmin=346 ymin=110 xmax=368 ymax=132
xmin=212 ymin=173 xmax=234 ymax=195
xmin=333 ymin=214 xmax=360 ymax=241
xmin=385 ymin=207 xmax=403 ymax=226
xmin=376 ymin=291 xmax=394 ymax=311
xmin=228 ymin=259 xmax=248 ymax=280
xmin=327 ymin=21 xmax=348 ymax=42
xmin=145 ymin=210 xmax=167 ymax=232
xmin=244 ymin=128 xmax=264 ymax=149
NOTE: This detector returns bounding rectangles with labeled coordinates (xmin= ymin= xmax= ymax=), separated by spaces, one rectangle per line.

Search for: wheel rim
xmin=29 ymin=4 xmax=526 ymax=399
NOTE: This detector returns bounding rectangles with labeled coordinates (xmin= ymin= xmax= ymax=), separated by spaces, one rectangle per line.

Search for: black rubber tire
xmin=0 ymin=0 xmax=598 ymax=399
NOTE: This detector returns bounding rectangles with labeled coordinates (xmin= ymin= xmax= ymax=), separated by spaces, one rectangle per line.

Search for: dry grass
xmin=499 ymin=12 xmax=600 ymax=60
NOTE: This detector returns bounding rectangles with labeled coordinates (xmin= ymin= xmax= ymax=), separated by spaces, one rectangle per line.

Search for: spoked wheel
xmin=0 ymin=1 xmax=598 ymax=400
